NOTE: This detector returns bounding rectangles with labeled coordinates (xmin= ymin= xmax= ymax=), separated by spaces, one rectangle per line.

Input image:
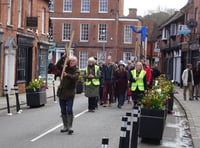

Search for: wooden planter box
xmin=26 ymin=88 xmax=47 ymax=107
xmin=139 ymin=108 xmax=166 ymax=142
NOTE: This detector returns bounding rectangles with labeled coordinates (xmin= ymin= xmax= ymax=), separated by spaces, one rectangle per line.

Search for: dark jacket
xmin=113 ymin=69 xmax=128 ymax=95
xmin=102 ymin=64 xmax=114 ymax=80
xmin=193 ymin=68 xmax=200 ymax=85
xmin=56 ymin=57 xmax=80 ymax=100
xmin=152 ymin=67 xmax=161 ymax=80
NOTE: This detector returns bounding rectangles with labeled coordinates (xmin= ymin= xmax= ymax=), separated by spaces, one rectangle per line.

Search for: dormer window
xmin=162 ymin=28 xmax=168 ymax=40
xmin=170 ymin=24 xmax=177 ymax=36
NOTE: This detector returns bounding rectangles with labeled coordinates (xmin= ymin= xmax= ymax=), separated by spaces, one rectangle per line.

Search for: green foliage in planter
xmin=27 ymin=78 xmax=47 ymax=91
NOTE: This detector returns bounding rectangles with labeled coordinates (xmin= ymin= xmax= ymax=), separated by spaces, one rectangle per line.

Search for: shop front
xmin=16 ymin=33 xmax=34 ymax=92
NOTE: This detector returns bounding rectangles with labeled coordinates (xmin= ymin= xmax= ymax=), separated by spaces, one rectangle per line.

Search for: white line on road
xmin=30 ymin=109 xmax=88 ymax=142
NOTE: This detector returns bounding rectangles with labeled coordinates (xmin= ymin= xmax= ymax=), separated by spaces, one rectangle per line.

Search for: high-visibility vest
xmin=131 ymin=69 xmax=146 ymax=91
xmin=85 ymin=65 xmax=100 ymax=86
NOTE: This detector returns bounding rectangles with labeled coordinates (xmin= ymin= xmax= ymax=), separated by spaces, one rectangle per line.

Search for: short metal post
xmin=125 ymin=112 xmax=132 ymax=148
xmin=131 ymin=105 xmax=140 ymax=148
xmin=4 ymin=85 xmax=12 ymax=115
xmin=101 ymin=137 xmax=109 ymax=148
xmin=52 ymin=80 xmax=57 ymax=103
xmin=119 ymin=116 xmax=127 ymax=148
xmin=13 ymin=84 xmax=22 ymax=114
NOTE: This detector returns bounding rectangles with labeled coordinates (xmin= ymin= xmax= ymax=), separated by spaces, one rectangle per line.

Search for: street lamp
xmin=100 ymin=29 xmax=106 ymax=61
xmin=186 ymin=18 xmax=197 ymax=63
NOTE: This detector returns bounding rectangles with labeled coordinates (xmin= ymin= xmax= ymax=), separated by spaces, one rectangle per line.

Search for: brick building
xmin=0 ymin=0 xmax=50 ymax=95
xmin=49 ymin=0 xmax=143 ymax=70
xmin=158 ymin=0 xmax=200 ymax=84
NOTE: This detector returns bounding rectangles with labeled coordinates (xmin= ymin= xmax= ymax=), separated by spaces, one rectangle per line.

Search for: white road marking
xmin=30 ymin=109 xmax=88 ymax=142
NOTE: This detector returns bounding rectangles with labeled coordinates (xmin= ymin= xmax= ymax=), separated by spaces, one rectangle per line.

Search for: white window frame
xmin=18 ymin=0 xmax=22 ymax=28
xmin=63 ymin=0 xmax=72 ymax=12
xmin=62 ymin=23 xmax=71 ymax=41
xmin=98 ymin=24 xmax=107 ymax=42
xmin=80 ymin=24 xmax=89 ymax=42
xmin=123 ymin=52 xmax=132 ymax=63
xmin=124 ymin=25 xmax=132 ymax=44
xmin=79 ymin=51 xmax=88 ymax=70
xmin=195 ymin=8 xmax=198 ymax=33
xmin=97 ymin=51 xmax=106 ymax=63
xmin=170 ymin=23 xmax=177 ymax=36
xmin=49 ymin=0 xmax=54 ymax=12
xmin=99 ymin=0 xmax=108 ymax=13
xmin=7 ymin=0 xmax=12 ymax=25
xmin=41 ymin=8 xmax=45 ymax=34
xmin=162 ymin=28 xmax=168 ymax=40
xmin=28 ymin=0 xmax=32 ymax=16
xmin=49 ymin=23 xmax=54 ymax=41
xmin=81 ymin=0 xmax=90 ymax=13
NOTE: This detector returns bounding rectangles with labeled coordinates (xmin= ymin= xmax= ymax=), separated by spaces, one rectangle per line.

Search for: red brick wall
xmin=51 ymin=0 xmax=142 ymax=63
xmin=0 ymin=0 xmax=49 ymax=95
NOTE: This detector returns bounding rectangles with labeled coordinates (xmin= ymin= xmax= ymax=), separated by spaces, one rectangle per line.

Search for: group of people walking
xmin=83 ymin=56 xmax=158 ymax=111
xmin=50 ymin=53 xmax=200 ymax=135
xmin=54 ymin=54 xmax=160 ymax=135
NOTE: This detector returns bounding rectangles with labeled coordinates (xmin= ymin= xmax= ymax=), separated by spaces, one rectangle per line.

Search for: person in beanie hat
xmin=113 ymin=61 xmax=128 ymax=108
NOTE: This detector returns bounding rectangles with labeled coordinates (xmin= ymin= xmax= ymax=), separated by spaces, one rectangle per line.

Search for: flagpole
xmin=144 ymin=36 xmax=147 ymax=60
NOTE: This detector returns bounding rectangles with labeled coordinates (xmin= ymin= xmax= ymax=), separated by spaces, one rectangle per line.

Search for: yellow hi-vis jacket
xmin=131 ymin=69 xmax=146 ymax=91
xmin=85 ymin=65 xmax=100 ymax=86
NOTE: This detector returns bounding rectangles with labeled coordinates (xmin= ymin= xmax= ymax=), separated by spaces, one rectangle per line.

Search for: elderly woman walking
xmin=84 ymin=57 xmax=100 ymax=112
xmin=129 ymin=62 xmax=146 ymax=107
xmin=56 ymin=55 xmax=80 ymax=135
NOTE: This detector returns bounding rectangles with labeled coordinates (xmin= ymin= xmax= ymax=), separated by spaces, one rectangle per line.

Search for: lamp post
xmin=101 ymin=29 xmax=106 ymax=61
xmin=186 ymin=18 xmax=197 ymax=64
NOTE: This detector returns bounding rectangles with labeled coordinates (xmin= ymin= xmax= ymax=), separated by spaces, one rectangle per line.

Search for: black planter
xmin=167 ymin=92 xmax=174 ymax=113
xmin=139 ymin=108 xmax=166 ymax=141
xmin=26 ymin=88 xmax=47 ymax=107
xmin=76 ymin=81 xmax=83 ymax=94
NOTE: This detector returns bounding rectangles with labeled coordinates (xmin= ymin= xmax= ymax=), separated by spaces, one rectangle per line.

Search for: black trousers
xmin=88 ymin=97 xmax=96 ymax=110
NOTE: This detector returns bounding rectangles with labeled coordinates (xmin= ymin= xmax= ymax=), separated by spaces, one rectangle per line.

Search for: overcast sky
xmin=124 ymin=0 xmax=188 ymax=16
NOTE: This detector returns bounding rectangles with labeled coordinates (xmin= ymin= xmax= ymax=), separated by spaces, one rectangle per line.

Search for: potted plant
xmin=138 ymin=84 xmax=168 ymax=142
xmin=26 ymin=78 xmax=47 ymax=107
xmin=153 ymin=74 xmax=175 ymax=113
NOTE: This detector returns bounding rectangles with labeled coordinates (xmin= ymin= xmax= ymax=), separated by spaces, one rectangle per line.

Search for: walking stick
xmin=60 ymin=30 xmax=75 ymax=80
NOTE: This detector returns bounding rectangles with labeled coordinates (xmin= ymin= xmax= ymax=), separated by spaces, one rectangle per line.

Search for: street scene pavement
xmin=0 ymin=81 xmax=199 ymax=148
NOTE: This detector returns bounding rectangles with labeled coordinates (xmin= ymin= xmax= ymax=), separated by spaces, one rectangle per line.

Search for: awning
xmin=49 ymin=42 xmax=56 ymax=52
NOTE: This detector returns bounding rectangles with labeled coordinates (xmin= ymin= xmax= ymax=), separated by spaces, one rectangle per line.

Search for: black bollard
xmin=4 ymin=85 xmax=12 ymax=115
xmin=131 ymin=105 xmax=140 ymax=148
xmin=101 ymin=137 xmax=109 ymax=148
xmin=119 ymin=116 xmax=128 ymax=148
xmin=125 ymin=112 xmax=132 ymax=148
xmin=12 ymin=84 xmax=22 ymax=113
xmin=15 ymin=84 xmax=21 ymax=113
xmin=52 ymin=80 xmax=57 ymax=102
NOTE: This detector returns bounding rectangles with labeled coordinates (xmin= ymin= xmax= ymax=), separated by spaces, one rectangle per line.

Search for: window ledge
xmin=7 ymin=24 xmax=14 ymax=28
xmin=17 ymin=27 xmax=24 ymax=31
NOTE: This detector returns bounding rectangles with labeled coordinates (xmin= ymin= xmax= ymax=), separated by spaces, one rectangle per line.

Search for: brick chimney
xmin=128 ymin=8 xmax=137 ymax=18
